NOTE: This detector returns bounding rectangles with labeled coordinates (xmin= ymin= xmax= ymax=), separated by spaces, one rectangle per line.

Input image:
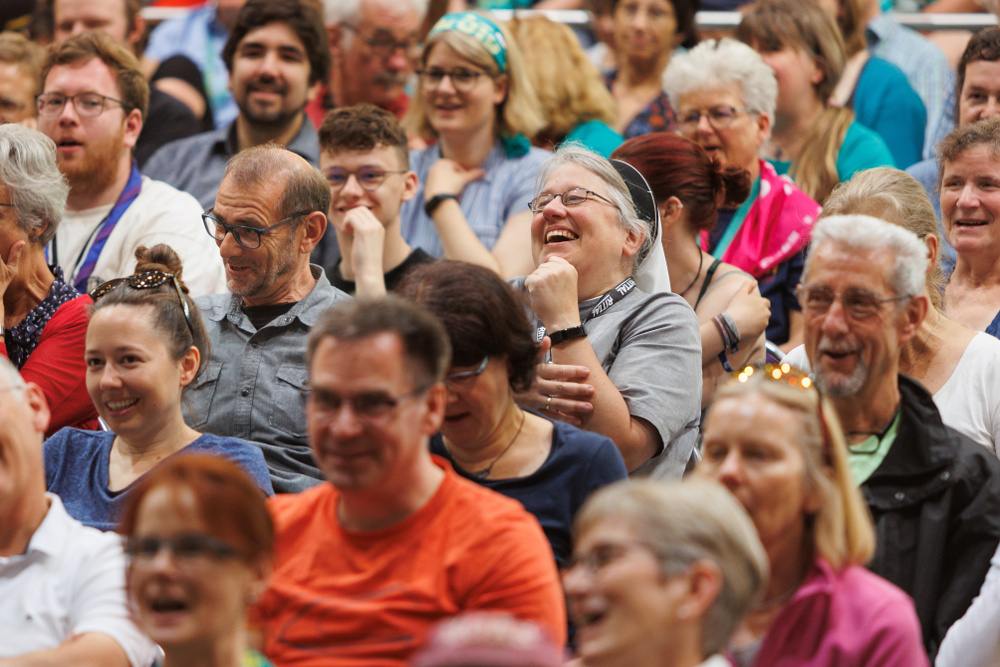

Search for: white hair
xmin=322 ymin=0 xmax=429 ymax=49
xmin=805 ymin=215 xmax=928 ymax=300
xmin=534 ymin=144 xmax=652 ymax=273
xmin=0 ymin=125 xmax=68 ymax=246
xmin=663 ymin=38 xmax=777 ymax=123
xmin=0 ymin=357 xmax=26 ymax=401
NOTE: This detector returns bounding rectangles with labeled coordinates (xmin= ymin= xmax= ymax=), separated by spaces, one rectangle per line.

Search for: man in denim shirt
xmin=185 ymin=144 xmax=351 ymax=493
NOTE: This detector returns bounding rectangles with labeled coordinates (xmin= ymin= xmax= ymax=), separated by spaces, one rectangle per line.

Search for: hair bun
xmin=712 ymin=158 xmax=753 ymax=207
xmin=133 ymin=244 xmax=189 ymax=294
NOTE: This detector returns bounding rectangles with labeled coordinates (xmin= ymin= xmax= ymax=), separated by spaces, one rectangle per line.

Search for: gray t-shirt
xmin=513 ymin=277 xmax=702 ymax=478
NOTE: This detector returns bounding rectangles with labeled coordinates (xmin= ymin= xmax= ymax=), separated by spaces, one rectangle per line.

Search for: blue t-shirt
xmin=430 ymin=411 xmax=628 ymax=567
xmin=853 ymin=56 xmax=926 ymax=170
xmin=44 ymin=429 xmax=274 ymax=531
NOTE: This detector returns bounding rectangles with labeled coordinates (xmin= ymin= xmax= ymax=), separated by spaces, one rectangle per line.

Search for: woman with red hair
xmin=612 ymin=134 xmax=770 ymax=406
xmin=120 ymin=454 xmax=274 ymax=667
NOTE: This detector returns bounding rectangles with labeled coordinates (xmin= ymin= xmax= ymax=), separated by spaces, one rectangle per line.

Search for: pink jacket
xmin=740 ymin=559 xmax=928 ymax=667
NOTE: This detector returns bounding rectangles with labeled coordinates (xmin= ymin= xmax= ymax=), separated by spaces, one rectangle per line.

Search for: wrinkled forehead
xmin=804 ymin=240 xmax=896 ymax=292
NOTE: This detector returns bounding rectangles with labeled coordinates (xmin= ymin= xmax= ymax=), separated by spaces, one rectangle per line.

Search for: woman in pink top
xmin=697 ymin=364 xmax=928 ymax=667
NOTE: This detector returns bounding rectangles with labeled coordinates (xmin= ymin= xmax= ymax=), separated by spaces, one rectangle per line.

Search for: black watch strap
xmin=548 ymin=325 xmax=587 ymax=346
xmin=424 ymin=193 xmax=459 ymax=217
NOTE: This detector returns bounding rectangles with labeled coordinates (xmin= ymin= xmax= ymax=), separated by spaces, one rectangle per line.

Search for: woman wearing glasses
xmin=695 ymin=366 xmax=927 ymax=666
xmin=401 ymin=12 xmax=547 ymax=278
xmin=398 ymin=260 xmax=627 ymax=568
xmin=44 ymin=244 xmax=272 ymax=531
xmin=782 ymin=167 xmax=1000 ymax=454
xmin=120 ymin=454 xmax=274 ymax=667
xmin=663 ymin=38 xmax=820 ymax=350
xmin=563 ymin=478 xmax=768 ymax=667
xmin=515 ymin=144 xmax=701 ymax=478
xmin=0 ymin=124 xmax=99 ymax=436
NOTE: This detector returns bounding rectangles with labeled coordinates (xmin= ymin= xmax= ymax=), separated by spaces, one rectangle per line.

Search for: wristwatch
xmin=424 ymin=193 xmax=459 ymax=217
xmin=548 ymin=325 xmax=586 ymax=346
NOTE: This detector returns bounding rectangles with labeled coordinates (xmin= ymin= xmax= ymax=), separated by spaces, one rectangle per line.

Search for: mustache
xmin=373 ymin=71 xmax=408 ymax=87
xmin=817 ymin=339 xmax=859 ymax=355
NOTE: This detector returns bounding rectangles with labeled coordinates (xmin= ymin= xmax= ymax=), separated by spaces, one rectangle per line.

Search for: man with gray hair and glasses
xmin=797 ymin=214 xmax=1000 ymax=660
xmin=185 ymin=145 xmax=350 ymax=493
xmin=0 ymin=358 xmax=155 ymax=666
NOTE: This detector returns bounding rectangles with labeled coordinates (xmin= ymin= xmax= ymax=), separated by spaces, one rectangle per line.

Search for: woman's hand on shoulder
xmin=424 ymin=158 xmax=485 ymax=200
xmin=524 ymin=257 xmax=581 ymax=331
xmin=725 ymin=280 xmax=771 ymax=343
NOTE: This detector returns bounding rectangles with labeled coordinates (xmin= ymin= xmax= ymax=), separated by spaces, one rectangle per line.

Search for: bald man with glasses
xmin=184 ymin=145 xmax=351 ymax=493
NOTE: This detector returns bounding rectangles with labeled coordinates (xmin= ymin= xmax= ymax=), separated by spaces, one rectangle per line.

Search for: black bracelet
xmin=548 ymin=325 xmax=587 ymax=346
xmin=424 ymin=193 xmax=459 ymax=217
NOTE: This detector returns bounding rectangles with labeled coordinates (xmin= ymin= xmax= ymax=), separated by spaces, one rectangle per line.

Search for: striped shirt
xmin=400 ymin=141 xmax=549 ymax=258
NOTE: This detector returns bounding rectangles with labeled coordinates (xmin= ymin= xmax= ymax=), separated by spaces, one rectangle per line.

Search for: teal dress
xmin=562 ymin=120 xmax=624 ymax=158
xmin=770 ymin=121 xmax=895 ymax=184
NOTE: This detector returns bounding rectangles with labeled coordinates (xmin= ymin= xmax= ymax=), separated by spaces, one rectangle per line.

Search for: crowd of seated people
xmin=4 ymin=0 xmax=1000 ymax=665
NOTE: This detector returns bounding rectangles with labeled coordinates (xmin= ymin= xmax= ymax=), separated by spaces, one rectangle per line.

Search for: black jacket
xmin=862 ymin=375 xmax=1000 ymax=660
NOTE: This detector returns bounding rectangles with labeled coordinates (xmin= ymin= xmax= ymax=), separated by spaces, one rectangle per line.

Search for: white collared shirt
xmin=0 ymin=494 xmax=155 ymax=665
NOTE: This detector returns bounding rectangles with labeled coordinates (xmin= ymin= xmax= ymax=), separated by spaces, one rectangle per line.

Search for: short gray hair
xmin=322 ymin=0 xmax=429 ymax=48
xmin=223 ymin=144 xmax=330 ymax=222
xmin=805 ymin=215 xmax=928 ymax=300
xmin=663 ymin=38 xmax=777 ymax=124
xmin=533 ymin=144 xmax=652 ymax=273
xmin=575 ymin=479 xmax=769 ymax=658
xmin=0 ymin=125 xmax=68 ymax=246
xmin=0 ymin=357 xmax=26 ymax=401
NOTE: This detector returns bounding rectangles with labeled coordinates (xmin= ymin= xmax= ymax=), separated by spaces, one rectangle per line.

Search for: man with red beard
xmin=38 ymin=31 xmax=225 ymax=296
xmin=185 ymin=144 xmax=350 ymax=494
xmin=144 ymin=0 xmax=329 ymax=213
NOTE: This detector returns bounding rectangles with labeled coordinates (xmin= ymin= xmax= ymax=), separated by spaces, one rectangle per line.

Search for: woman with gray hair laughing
xmin=0 ymin=124 xmax=97 ymax=435
xmin=513 ymin=144 xmax=701 ymax=478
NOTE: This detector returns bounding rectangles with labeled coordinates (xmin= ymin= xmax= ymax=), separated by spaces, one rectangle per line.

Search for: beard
xmin=813 ymin=340 xmax=869 ymax=398
xmin=226 ymin=238 xmax=298 ymax=302
xmin=59 ymin=123 xmax=126 ymax=202
xmin=236 ymin=75 xmax=306 ymax=129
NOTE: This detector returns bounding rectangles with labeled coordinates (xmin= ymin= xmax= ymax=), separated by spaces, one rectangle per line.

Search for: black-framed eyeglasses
xmin=126 ymin=533 xmax=237 ymax=563
xmin=678 ymin=105 xmax=757 ymax=132
xmin=308 ymin=382 xmax=432 ymax=424
xmin=529 ymin=188 xmax=618 ymax=214
xmin=323 ymin=166 xmax=407 ymax=192
xmin=36 ymin=92 xmax=130 ymax=118
xmin=0 ymin=203 xmax=13 ymax=208
xmin=795 ymin=284 xmax=912 ymax=320
xmin=90 ymin=270 xmax=194 ymax=340
xmin=445 ymin=356 xmax=489 ymax=390
xmin=416 ymin=67 xmax=489 ymax=93
xmin=202 ymin=209 xmax=308 ymax=249
xmin=340 ymin=22 xmax=422 ymax=60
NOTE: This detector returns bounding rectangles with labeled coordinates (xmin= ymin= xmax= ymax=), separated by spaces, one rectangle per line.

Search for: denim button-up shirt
xmin=184 ymin=266 xmax=351 ymax=493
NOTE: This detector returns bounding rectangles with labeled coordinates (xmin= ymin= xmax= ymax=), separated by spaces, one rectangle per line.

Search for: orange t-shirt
xmin=250 ymin=458 xmax=567 ymax=666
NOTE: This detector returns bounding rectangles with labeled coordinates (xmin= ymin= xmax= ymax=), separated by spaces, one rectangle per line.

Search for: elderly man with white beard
xmin=799 ymin=214 xmax=1000 ymax=661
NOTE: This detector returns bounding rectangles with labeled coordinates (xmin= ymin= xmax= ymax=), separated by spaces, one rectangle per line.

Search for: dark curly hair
xmin=397 ymin=261 xmax=540 ymax=393
xmin=318 ymin=103 xmax=409 ymax=168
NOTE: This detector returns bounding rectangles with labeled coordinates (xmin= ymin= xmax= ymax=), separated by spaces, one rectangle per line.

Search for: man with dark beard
xmin=143 ymin=0 xmax=329 ymax=211
xmin=38 ymin=31 xmax=226 ymax=296
xmin=800 ymin=213 xmax=1000 ymax=660
xmin=185 ymin=144 xmax=350 ymax=494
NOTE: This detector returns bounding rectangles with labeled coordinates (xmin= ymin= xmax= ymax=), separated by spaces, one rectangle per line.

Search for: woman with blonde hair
xmin=820 ymin=0 xmax=926 ymax=168
xmin=783 ymin=167 xmax=1000 ymax=453
xmin=402 ymin=12 xmax=547 ymax=278
xmin=735 ymin=0 xmax=894 ymax=203
xmin=564 ymin=478 xmax=769 ymax=667
xmin=697 ymin=364 xmax=928 ymax=666
xmin=507 ymin=15 xmax=623 ymax=158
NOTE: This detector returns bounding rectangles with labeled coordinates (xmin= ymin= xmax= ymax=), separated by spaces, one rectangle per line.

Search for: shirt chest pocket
xmin=268 ymin=363 xmax=309 ymax=438
xmin=184 ymin=360 xmax=224 ymax=430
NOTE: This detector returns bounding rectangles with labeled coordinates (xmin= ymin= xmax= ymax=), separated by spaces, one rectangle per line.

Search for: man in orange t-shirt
xmin=250 ymin=297 xmax=566 ymax=666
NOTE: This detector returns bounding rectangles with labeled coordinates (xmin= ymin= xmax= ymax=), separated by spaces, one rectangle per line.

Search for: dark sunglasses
xmin=90 ymin=270 xmax=194 ymax=339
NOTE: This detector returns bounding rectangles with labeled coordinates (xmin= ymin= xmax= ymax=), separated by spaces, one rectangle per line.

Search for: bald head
xmin=223 ymin=145 xmax=330 ymax=220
